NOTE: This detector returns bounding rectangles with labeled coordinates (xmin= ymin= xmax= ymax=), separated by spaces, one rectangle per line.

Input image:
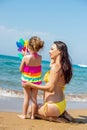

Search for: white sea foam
xmin=78 ymin=64 xmax=87 ymax=68
xmin=66 ymin=94 xmax=87 ymax=102
xmin=0 ymin=88 xmax=23 ymax=98
xmin=0 ymin=88 xmax=87 ymax=102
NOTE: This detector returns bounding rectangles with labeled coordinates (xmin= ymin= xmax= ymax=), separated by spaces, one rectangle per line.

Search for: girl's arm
xmin=19 ymin=57 xmax=25 ymax=72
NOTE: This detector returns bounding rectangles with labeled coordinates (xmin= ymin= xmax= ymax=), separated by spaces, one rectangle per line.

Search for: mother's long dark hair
xmin=54 ymin=41 xmax=72 ymax=84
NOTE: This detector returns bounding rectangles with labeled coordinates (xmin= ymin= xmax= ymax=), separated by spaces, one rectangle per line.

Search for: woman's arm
xmin=22 ymin=82 xmax=51 ymax=92
xmin=22 ymin=64 xmax=59 ymax=92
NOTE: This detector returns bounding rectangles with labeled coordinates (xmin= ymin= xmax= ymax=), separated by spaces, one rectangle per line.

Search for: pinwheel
xmin=16 ymin=38 xmax=28 ymax=59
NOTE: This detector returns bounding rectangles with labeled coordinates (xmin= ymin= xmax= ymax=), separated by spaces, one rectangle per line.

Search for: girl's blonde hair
xmin=28 ymin=36 xmax=44 ymax=52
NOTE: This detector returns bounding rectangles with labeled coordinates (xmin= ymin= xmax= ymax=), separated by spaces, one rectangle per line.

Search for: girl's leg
xmin=31 ymin=89 xmax=38 ymax=119
xmin=18 ymin=87 xmax=30 ymax=119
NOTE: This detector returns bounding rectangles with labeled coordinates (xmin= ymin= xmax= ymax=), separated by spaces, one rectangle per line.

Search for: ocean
xmin=0 ymin=54 xmax=87 ymax=103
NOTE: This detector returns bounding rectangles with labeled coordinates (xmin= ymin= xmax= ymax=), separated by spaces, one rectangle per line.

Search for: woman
xmin=23 ymin=41 xmax=74 ymax=122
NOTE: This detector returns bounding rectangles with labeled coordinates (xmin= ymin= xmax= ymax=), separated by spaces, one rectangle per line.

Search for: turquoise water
xmin=0 ymin=55 xmax=87 ymax=102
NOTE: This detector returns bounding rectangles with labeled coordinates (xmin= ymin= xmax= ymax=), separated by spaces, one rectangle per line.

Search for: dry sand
xmin=0 ymin=109 xmax=87 ymax=130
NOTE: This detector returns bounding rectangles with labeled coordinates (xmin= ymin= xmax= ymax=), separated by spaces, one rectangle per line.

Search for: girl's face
xmin=49 ymin=44 xmax=61 ymax=59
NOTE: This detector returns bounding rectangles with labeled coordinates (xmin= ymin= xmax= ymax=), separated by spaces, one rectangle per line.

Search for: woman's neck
xmin=50 ymin=55 xmax=61 ymax=67
xmin=56 ymin=55 xmax=61 ymax=65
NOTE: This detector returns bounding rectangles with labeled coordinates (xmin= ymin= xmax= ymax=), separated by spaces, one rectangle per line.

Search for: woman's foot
xmin=17 ymin=114 xmax=26 ymax=119
xmin=35 ymin=114 xmax=68 ymax=123
xmin=50 ymin=117 xmax=69 ymax=123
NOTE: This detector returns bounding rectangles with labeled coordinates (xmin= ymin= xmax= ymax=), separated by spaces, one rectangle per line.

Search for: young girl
xmin=18 ymin=36 xmax=44 ymax=119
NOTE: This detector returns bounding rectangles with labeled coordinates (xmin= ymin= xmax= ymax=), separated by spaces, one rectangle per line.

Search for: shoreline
xmin=0 ymin=87 xmax=87 ymax=102
xmin=0 ymin=96 xmax=87 ymax=112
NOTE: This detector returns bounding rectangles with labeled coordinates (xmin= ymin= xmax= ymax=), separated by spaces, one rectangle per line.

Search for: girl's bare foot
xmin=31 ymin=116 xmax=35 ymax=120
xmin=17 ymin=114 xmax=26 ymax=119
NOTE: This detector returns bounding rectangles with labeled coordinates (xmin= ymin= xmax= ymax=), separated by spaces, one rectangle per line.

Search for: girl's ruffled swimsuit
xmin=21 ymin=64 xmax=42 ymax=85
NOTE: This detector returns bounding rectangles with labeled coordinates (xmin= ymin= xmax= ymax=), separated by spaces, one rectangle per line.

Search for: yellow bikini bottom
xmin=44 ymin=99 xmax=66 ymax=116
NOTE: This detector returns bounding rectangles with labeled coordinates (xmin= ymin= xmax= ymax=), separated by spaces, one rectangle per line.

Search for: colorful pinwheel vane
xmin=16 ymin=38 xmax=28 ymax=59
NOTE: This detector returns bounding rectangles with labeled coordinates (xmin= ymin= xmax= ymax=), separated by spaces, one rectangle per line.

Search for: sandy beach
xmin=0 ymin=109 xmax=87 ymax=130
xmin=0 ymin=96 xmax=87 ymax=130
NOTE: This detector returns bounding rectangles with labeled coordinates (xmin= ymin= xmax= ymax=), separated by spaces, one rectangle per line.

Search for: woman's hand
xmin=22 ymin=81 xmax=53 ymax=92
xmin=22 ymin=82 xmax=30 ymax=88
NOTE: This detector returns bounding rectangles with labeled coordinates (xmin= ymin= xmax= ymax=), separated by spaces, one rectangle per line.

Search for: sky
xmin=0 ymin=0 xmax=87 ymax=65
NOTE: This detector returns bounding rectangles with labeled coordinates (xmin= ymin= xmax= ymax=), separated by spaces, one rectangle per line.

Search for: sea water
xmin=0 ymin=55 xmax=87 ymax=102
